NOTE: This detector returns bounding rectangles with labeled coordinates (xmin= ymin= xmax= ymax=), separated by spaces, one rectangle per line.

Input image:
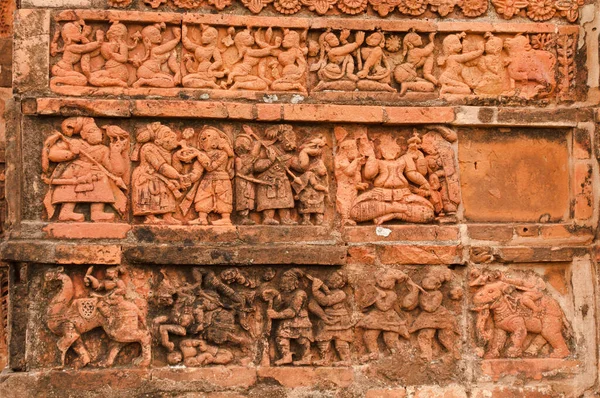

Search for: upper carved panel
xmin=106 ymin=0 xmax=585 ymax=22
xmin=48 ymin=13 xmax=580 ymax=104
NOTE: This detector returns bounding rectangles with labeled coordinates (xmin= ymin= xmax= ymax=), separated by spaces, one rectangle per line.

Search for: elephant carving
xmin=44 ymin=267 xmax=152 ymax=369
xmin=472 ymin=280 xmax=571 ymax=359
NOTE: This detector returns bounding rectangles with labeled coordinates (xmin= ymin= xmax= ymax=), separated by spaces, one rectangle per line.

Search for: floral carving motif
xmin=242 ymin=0 xmax=273 ymax=13
xmin=526 ymin=0 xmax=556 ymax=21
xmin=109 ymin=0 xmax=582 ymax=21
xmin=301 ymin=0 xmax=338 ymax=14
xmin=555 ymin=0 xmax=584 ymax=22
xmin=368 ymin=0 xmax=401 ymax=15
xmin=429 ymin=0 xmax=459 ymax=16
xmin=459 ymin=0 xmax=488 ymax=16
xmin=491 ymin=0 xmax=528 ymax=18
xmin=274 ymin=0 xmax=302 ymax=13
xmin=107 ymin=0 xmax=133 ymax=8
xmin=397 ymin=0 xmax=427 ymax=15
xmin=173 ymin=0 xmax=204 ymax=8
xmin=337 ymin=0 xmax=369 ymax=14
xmin=143 ymin=0 xmax=167 ymax=7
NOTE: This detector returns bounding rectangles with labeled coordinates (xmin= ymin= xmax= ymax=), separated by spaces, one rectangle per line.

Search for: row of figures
xmin=51 ymin=19 xmax=557 ymax=100
xmin=43 ymin=265 xmax=465 ymax=368
xmin=43 ymin=265 xmax=573 ymax=369
xmin=42 ymin=118 xmax=329 ymax=225
xmin=153 ymin=267 xmax=463 ymax=366
xmin=42 ymin=117 xmax=460 ymax=225
xmin=51 ymin=20 xmax=309 ymax=93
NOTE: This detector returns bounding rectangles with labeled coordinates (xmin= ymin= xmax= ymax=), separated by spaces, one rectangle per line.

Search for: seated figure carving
xmin=131 ymin=23 xmax=181 ymax=88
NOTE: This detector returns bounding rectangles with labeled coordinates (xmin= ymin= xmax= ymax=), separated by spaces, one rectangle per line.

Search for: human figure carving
xmin=310 ymin=271 xmax=353 ymax=366
xmin=51 ymin=20 xmax=101 ymax=87
xmin=153 ymin=268 xmax=203 ymax=353
xmin=349 ymin=134 xmax=435 ymax=225
xmin=132 ymin=23 xmax=181 ymax=88
xmin=44 ymin=267 xmax=151 ymax=369
xmin=437 ymin=32 xmax=484 ymax=96
xmin=244 ymin=125 xmax=304 ymax=225
xmin=270 ymin=29 xmax=308 ymax=93
xmin=42 ymin=117 xmax=129 ymax=222
xmin=224 ymin=28 xmax=281 ymax=91
xmin=334 ymin=137 xmax=369 ymax=226
xmin=266 ymin=269 xmax=313 ymax=365
xmin=356 ymin=32 xmax=395 ymax=92
xmin=294 ymin=136 xmax=329 ymax=225
xmin=356 ymin=269 xmax=411 ymax=362
xmin=181 ymin=24 xmax=226 ymax=89
xmin=234 ymin=133 xmax=262 ymax=225
xmin=472 ymin=33 xmax=509 ymax=96
xmin=178 ymin=127 xmax=234 ymax=225
xmin=393 ymin=31 xmax=437 ymax=95
xmin=405 ymin=268 xmax=461 ymax=361
xmin=87 ymin=21 xmax=139 ymax=88
xmin=178 ymin=338 xmax=234 ymax=366
xmin=132 ymin=122 xmax=189 ymax=224
xmin=312 ymin=29 xmax=365 ymax=91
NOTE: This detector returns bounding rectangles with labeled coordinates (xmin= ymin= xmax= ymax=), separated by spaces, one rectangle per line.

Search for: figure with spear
xmin=243 ymin=124 xmax=305 ymax=225
xmin=42 ymin=117 xmax=129 ymax=222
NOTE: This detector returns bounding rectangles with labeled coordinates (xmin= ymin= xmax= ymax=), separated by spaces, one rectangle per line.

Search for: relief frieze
xmin=48 ymin=13 xmax=579 ymax=104
xmin=41 ymin=118 xmax=460 ymax=227
xmin=105 ymin=0 xmax=584 ymax=23
xmin=39 ymin=264 xmax=468 ymax=370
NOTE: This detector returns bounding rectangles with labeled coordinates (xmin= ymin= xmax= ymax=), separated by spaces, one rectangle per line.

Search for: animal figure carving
xmin=44 ymin=267 xmax=152 ymax=368
xmin=503 ymin=35 xmax=556 ymax=98
xmin=472 ymin=280 xmax=570 ymax=359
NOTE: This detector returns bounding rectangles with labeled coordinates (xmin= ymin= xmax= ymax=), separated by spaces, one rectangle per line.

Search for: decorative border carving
xmin=105 ymin=0 xmax=584 ymax=23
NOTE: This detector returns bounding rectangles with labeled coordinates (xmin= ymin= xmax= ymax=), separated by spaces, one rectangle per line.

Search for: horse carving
xmin=472 ymin=280 xmax=571 ymax=359
xmin=44 ymin=267 xmax=152 ymax=368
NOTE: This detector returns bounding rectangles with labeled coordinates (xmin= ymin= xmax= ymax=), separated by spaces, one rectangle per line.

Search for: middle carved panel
xmin=39 ymin=118 xmax=460 ymax=227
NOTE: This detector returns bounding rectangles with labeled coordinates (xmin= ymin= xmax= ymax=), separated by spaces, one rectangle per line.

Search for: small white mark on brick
xmin=291 ymin=94 xmax=305 ymax=104
xmin=376 ymin=226 xmax=392 ymax=237
xmin=263 ymin=94 xmax=278 ymax=103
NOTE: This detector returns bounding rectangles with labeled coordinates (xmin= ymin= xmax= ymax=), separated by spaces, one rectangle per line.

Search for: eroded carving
xmin=470 ymin=268 xmax=572 ymax=359
xmin=44 ymin=266 xmax=151 ymax=368
xmin=335 ymin=125 xmax=459 ymax=225
xmin=39 ymin=265 xmax=464 ymax=369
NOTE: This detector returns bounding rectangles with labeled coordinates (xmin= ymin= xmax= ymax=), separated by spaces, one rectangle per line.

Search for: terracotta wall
xmin=0 ymin=0 xmax=599 ymax=396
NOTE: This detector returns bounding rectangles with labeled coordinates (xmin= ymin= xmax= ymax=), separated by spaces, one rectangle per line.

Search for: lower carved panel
xmin=18 ymin=259 xmax=591 ymax=387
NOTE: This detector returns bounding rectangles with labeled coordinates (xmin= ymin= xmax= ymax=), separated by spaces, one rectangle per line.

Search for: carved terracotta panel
xmin=33 ymin=263 xmax=466 ymax=375
xmin=47 ymin=12 xmax=582 ymax=105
